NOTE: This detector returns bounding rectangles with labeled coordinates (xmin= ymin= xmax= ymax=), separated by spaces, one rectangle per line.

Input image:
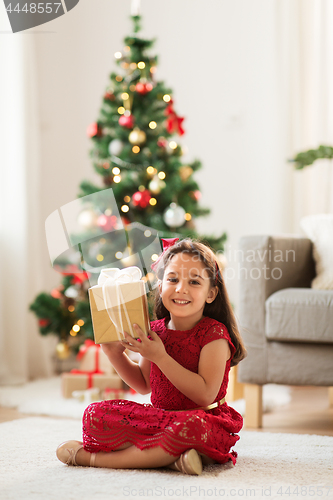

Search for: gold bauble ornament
xmin=129 ymin=128 xmax=146 ymax=146
xmin=179 ymin=166 xmax=193 ymax=181
xmin=56 ymin=341 xmax=70 ymax=360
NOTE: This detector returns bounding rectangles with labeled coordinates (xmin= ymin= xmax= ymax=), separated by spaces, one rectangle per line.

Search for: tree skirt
xmin=0 ymin=377 xmax=291 ymax=419
xmin=0 ymin=417 xmax=331 ymax=500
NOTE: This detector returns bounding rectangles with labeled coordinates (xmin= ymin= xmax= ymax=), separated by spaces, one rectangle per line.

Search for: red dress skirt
xmin=82 ymin=317 xmax=243 ymax=464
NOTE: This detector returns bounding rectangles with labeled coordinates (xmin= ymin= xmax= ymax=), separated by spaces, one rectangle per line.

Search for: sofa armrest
xmin=238 ymin=235 xmax=315 ymax=384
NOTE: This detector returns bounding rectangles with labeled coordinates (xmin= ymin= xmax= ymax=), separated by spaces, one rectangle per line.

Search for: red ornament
xmin=189 ymin=190 xmax=202 ymax=201
xmin=97 ymin=214 xmax=118 ymax=232
xmin=104 ymin=91 xmax=115 ymax=101
xmin=157 ymin=137 xmax=167 ymax=148
xmin=135 ymin=82 xmax=153 ymax=95
xmin=38 ymin=318 xmax=50 ymax=327
xmin=119 ymin=114 xmax=134 ymax=129
xmin=132 ymin=190 xmax=151 ymax=208
xmin=86 ymin=122 xmax=102 ymax=138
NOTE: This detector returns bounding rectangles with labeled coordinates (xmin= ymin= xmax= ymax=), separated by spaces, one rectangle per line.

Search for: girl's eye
xmin=168 ymin=278 xmax=178 ymax=282
xmin=190 ymin=280 xmax=200 ymax=285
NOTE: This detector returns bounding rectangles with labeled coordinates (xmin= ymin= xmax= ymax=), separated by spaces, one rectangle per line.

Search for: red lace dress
xmin=82 ymin=316 xmax=243 ymax=464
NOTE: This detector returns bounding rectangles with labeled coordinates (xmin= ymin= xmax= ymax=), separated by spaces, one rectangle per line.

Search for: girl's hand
xmin=121 ymin=324 xmax=166 ymax=364
xmin=101 ymin=341 xmax=126 ymax=360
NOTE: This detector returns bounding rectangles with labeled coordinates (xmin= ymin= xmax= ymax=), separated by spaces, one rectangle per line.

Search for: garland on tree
xmin=30 ymin=14 xmax=227 ymax=359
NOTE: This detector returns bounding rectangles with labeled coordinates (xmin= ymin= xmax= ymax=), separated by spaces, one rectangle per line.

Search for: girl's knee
xmin=83 ymin=402 xmax=99 ymax=422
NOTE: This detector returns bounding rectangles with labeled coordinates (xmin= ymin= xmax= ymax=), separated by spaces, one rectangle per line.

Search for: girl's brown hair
xmin=153 ymin=238 xmax=247 ymax=366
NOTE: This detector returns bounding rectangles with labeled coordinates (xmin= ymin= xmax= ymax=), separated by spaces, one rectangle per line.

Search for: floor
xmin=0 ymin=386 xmax=332 ymax=435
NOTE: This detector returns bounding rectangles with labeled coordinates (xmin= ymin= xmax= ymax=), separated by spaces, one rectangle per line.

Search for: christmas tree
xmin=30 ymin=14 xmax=227 ymax=361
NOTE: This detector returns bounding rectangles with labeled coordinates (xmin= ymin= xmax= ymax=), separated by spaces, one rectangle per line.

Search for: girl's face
xmin=158 ymin=252 xmax=218 ymax=325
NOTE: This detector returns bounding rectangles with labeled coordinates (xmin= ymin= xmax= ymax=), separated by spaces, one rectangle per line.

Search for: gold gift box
xmin=62 ymin=372 xmax=123 ymax=399
xmin=88 ymin=280 xmax=150 ymax=344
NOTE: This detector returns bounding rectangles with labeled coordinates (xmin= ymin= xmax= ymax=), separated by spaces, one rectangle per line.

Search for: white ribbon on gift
xmin=99 ymin=267 xmax=143 ymax=340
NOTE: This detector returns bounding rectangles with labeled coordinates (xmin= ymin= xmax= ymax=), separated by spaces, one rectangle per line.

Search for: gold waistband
xmin=170 ymin=397 xmax=226 ymax=412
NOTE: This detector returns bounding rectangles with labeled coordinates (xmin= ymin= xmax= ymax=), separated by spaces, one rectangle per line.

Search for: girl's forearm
xmin=105 ymin=352 xmax=150 ymax=394
xmin=156 ymin=354 xmax=216 ymax=407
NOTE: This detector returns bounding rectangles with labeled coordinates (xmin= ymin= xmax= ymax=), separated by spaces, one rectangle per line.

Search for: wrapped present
xmin=77 ymin=339 xmax=115 ymax=374
xmin=72 ymin=388 xmax=100 ymax=404
xmin=103 ymin=387 xmax=126 ymax=400
xmin=62 ymin=372 xmax=123 ymax=398
xmin=88 ymin=267 xmax=150 ymax=344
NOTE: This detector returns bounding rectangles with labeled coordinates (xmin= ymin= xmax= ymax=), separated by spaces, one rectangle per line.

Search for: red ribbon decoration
xmin=70 ymin=369 xmax=104 ymax=389
xmin=151 ymin=237 xmax=179 ymax=272
xmin=164 ymin=100 xmax=185 ymax=136
xmin=76 ymin=339 xmax=97 ymax=361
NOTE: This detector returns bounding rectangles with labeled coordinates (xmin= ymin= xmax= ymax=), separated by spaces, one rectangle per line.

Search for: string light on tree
xmin=146 ymin=166 xmax=156 ymax=176
xmin=77 ymin=209 xmax=98 ymax=229
xmin=56 ymin=341 xmax=70 ymax=360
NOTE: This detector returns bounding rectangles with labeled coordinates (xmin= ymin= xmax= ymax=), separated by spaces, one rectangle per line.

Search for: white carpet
xmin=0 ymin=377 xmax=291 ymax=419
xmin=0 ymin=417 xmax=332 ymax=500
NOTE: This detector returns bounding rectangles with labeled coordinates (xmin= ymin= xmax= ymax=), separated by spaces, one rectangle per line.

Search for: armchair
xmin=237 ymin=235 xmax=333 ymax=427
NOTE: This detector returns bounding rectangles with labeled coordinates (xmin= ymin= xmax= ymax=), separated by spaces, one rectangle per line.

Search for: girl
xmin=56 ymin=238 xmax=246 ymax=475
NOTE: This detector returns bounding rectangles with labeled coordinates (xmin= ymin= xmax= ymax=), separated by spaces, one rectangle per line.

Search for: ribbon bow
xmin=151 ymin=238 xmax=179 ymax=272
xmin=165 ymin=100 xmax=185 ymax=136
xmin=98 ymin=267 xmax=142 ymax=286
xmin=76 ymin=339 xmax=96 ymax=361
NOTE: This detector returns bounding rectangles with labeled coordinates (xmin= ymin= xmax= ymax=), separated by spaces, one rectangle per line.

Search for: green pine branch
xmin=290 ymin=145 xmax=333 ymax=170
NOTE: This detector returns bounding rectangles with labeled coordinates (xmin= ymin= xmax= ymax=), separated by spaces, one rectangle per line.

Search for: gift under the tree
xmin=62 ymin=371 xmax=123 ymax=398
xmin=88 ymin=267 xmax=150 ymax=344
xmin=103 ymin=387 xmax=126 ymax=400
xmin=77 ymin=339 xmax=115 ymax=374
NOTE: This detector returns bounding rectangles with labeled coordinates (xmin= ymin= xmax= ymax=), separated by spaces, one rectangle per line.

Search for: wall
xmin=32 ymin=0 xmax=295 ymax=311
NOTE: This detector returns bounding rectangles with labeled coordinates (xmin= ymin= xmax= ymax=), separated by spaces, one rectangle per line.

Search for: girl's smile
xmin=159 ymin=253 xmax=218 ymax=330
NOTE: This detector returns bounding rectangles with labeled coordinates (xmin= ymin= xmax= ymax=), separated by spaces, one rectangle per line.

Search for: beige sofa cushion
xmin=265 ymin=288 xmax=333 ymax=344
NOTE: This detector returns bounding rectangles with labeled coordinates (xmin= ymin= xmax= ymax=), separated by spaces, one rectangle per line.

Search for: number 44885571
xmin=6 ymin=3 xmax=62 ymax=14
